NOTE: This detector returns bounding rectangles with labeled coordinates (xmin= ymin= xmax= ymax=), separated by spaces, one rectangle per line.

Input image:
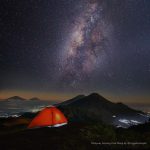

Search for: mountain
xmin=58 ymin=93 xmax=150 ymax=128
xmin=55 ymin=95 xmax=85 ymax=106
xmin=29 ymin=98 xmax=41 ymax=101
xmin=6 ymin=96 xmax=40 ymax=101
xmin=6 ymin=96 xmax=26 ymax=101
xmin=0 ymin=96 xmax=56 ymax=118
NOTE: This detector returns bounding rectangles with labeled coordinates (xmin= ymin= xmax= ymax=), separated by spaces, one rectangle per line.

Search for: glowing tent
xmin=28 ymin=106 xmax=68 ymax=129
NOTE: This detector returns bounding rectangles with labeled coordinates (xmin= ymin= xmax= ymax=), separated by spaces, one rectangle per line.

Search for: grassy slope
xmin=0 ymin=123 xmax=150 ymax=150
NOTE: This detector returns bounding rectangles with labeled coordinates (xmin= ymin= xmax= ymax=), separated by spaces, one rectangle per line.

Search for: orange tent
xmin=28 ymin=106 xmax=68 ymax=129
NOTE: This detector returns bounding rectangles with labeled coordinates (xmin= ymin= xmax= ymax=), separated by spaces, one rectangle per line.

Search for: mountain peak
xmin=88 ymin=93 xmax=100 ymax=98
xmin=88 ymin=93 xmax=109 ymax=102
xmin=29 ymin=97 xmax=40 ymax=101
xmin=7 ymin=96 xmax=26 ymax=101
xmin=58 ymin=93 xmax=112 ymax=108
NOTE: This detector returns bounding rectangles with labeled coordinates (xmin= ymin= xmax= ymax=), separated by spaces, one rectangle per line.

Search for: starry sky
xmin=0 ymin=0 xmax=150 ymax=103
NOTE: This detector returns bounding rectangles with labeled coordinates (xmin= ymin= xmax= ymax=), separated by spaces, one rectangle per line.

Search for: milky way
xmin=0 ymin=0 xmax=150 ymax=102
xmin=58 ymin=0 xmax=113 ymax=88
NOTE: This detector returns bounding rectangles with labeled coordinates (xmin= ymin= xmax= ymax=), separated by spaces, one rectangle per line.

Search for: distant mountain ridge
xmin=5 ymin=96 xmax=41 ymax=101
xmin=29 ymin=98 xmax=41 ymax=101
xmin=7 ymin=96 xmax=26 ymax=101
xmin=0 ymin=96 xmax=56 ymax=118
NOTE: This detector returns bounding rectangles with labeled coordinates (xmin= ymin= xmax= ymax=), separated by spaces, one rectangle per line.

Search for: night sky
xmin=0 ymin=0 xmax=150 ymax=103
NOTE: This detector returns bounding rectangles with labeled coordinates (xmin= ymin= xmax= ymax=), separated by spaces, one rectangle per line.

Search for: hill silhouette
xmin=7 ymin=96 xmax=26 ymax=101
xmin=58 ymin=93 xmax=145 ymax=126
